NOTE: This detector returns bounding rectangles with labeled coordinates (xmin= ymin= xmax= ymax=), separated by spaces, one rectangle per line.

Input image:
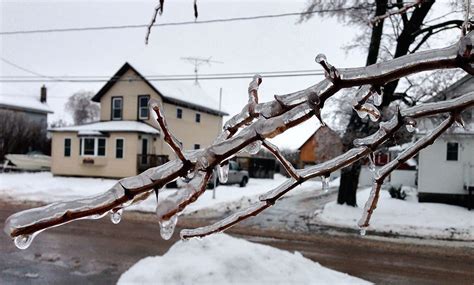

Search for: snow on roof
xmin=0 ymin=95 xmax=53 ymax=114
xmin=150 ymin=81 xmax=223 ymax=114
xmin=50 ymin=120 xmax=160 ymax=135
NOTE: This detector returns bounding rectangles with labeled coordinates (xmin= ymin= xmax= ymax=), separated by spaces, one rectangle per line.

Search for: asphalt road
xmin=1 ymin=200 xmax=473 ymax=285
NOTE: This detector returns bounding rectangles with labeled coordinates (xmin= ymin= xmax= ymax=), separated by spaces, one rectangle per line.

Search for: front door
xmin=141 ymin=138 xmax=148 ymax=164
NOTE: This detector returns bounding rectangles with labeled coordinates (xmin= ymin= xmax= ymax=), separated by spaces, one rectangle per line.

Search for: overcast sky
xmin=0 ymin=0 xmax=463 ymax=148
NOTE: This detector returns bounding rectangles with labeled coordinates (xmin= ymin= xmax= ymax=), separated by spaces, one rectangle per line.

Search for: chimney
xmin=40 ymin=85 xmax=47 ymax=103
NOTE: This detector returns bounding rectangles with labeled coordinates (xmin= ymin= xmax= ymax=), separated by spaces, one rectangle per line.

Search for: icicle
xmin=322 ymin=175 xmax=330 ymax=193
xmin=14 ymin=234 xmax=34 ymax=250
xmin=405 ymin=118 xmax=417 ymax=132
xmin=455 ymin=117 xmax=467 ymax=129
xmin=159 ymin=214 xmax=178 ymax=240
xmin=359 ymin=226 xmax=367 ymax=236
xmin=368 ymin=153 xmax=376 ymax=172
xmin=217 ymin=163 xmax=229 ymax=183
xmin=110 ymin=209 xmax=123 ymax=224
xmin=244 ymin=140 xmax=262 ymax=155
xmin=372 ymin=87 xmax=383 ymax=106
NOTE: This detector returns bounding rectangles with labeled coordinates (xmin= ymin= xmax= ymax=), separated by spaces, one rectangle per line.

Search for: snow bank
xmin=315 ymin=187 xmax=474 ymax=240
xmin=0 ymin=172 xmax=328 ymax=216
xmin=117 ymin=234 xmax=370 ymax=285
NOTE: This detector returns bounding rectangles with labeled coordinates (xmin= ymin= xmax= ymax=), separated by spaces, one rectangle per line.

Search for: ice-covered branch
xmin=262 ymin=140 xmax=301 ymax=181
xmin=370 ymin=0 xmax=423 ymax=26
xmin=4 ymin=33 xmax=474 ymax=249
xmin=145 ymin=0 xmax=164 ymax=44
xmin=180 ymin=93 xmax=474 ymax=239
xmin=150 ymin=99 xmax=187 ymax=162
xmin=358 ymin=114 xmax=456 ymax=230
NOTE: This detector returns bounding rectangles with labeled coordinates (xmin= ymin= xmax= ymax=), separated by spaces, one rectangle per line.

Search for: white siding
xmin=418 ymin=135 xmax=474 ymax=195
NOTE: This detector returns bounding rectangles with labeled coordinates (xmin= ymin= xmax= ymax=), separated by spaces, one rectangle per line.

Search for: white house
xmin=417 ymin=75 xmax=474 ymax=209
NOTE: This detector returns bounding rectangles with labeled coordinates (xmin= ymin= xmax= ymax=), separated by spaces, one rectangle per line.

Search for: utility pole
xmin=181 ymin=56 xmax=223 ymax=85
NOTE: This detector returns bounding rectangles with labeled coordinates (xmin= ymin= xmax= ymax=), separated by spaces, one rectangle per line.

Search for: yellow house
xmin=50 ymin=62 xmax=227 ymax=178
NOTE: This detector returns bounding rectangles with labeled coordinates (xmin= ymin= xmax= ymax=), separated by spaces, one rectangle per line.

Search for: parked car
xmin=209 ymin=161 xmax=249 ymax=188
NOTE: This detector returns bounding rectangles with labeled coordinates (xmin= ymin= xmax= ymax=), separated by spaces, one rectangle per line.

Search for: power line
xmin=0 ymin=71 xmax=325 ymax=83
xmin=0 ymin=6 xmax=368 ymax=36
xmin=0 ymin=68 xmax=325 ymax=79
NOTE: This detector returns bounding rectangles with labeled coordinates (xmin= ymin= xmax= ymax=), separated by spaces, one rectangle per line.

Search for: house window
xmin=116 ymin=138 xmax=124 ymax=159
xmin=98 ymin=138 xmax=106 ymax=156
xmin=112 ymin=97 xmax=123 ymax=120
xmin=446 ymin=142 xmax=458 ymax=161
xmin=138 ymin=95 xmax=150 ymax=120
xmin=194 ymin=144 xmax=200 ymax=150
xmin=64 ymin=138 xmax=71 ymax=157
xmin=195 ymin=113 xmax=201 ymax=123
xmin=80 ymin=137 xmax=107 ymax=156
xmin=177 ymin=108 xmax=183 ymax=119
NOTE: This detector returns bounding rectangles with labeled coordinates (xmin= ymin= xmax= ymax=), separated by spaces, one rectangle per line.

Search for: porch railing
xmin=137 ymin=154 xmax=169 ymax=173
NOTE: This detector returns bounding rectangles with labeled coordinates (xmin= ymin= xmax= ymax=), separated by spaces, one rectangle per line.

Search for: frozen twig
xmin=180 ymin=94 xmax=474 ymax=239
xmin=145 ymin=0 xmax=164 ymax=45
xmin=370 ymin=0 xmax=423 ymax=26
xmin=358 ymin=114 xmax=456 ymax=229
xmin=150 ymin=99 xmax=187 ymax=162
xmin=262 ymin=140 xmax=301 ymax=181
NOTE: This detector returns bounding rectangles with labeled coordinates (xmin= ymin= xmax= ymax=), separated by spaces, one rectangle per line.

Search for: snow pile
xmin=0 ymin=172 xmax=329 ymax=215
xmin=118 ymin=234 xmax=370 ymax=285
xmin=315 ymin=187 xmax=474 ymax=240
xmin=0 ymin=172 xmax=117 ymax=203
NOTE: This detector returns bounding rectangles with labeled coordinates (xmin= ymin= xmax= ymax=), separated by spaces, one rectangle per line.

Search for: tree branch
xmin=4 ymin=33 xmax=474 ymax=243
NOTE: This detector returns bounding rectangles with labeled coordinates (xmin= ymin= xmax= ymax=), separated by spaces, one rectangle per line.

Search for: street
xmin=1 ymin=199 xmax=473 ymax=284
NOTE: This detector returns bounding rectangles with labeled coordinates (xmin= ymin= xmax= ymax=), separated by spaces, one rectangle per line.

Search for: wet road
xmin=1 ymin=200 xmax=473 ymax=284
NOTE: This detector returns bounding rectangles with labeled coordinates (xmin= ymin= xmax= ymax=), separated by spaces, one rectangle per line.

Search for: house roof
xmin=297 ymin=125 xmax=340 ymax=150
xmin=0 ymin=95 xmax=53 ymax=114
xmin=428 ymin=74 xmax=474 ymax=102
xmin=49 ymin=120 xmax=160 ymax=135
xmin=91 ymin=62 xmax=228 ymax=116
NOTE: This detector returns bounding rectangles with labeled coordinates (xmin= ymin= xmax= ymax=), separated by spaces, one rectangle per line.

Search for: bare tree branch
xmin=180 ymin=94 xmax=473 ymax=239
xmin=4 ymin=32 xmax=474 ymax=243
xmin=370 ymin=0 xmax=423 ymax=26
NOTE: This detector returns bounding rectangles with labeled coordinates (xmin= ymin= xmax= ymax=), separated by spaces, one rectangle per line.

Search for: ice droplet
xmin=315 ymin=53 xmax=327 ymax=64
xmin=110 ymin=209 xmax=123 ymax=224
xmin=368 ymin=153 xmax=376 ymax=172
xmin=159 ymin=215 xmax=178 ymax=240
xmin=372 ymin=88 xmax=383 ymax=106
xmin=322 ymin=175 xmax=330 ymax=193
xmin=14 ymin=234 xmax=34 ymax=250
xmin=406 ymin=124 xmax=415 ymax=132
xmin=355 ymin=108 xmax=368 ymax=119
xmin=359 ymin=227 xmax=367 ymax=236
xmin=244 ymin=140 xmax=262 ymax=155
xmin=217 ymin=163 xmax=229 ymax=183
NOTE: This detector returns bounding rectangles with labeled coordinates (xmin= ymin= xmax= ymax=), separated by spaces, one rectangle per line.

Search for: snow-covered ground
xmin=315 ymin=187 xmax=474 ymax=240
xmin=118 ymin=233 xmax=370 ymax=285
xmin=0 ymin=172 xmax=329 ymax=215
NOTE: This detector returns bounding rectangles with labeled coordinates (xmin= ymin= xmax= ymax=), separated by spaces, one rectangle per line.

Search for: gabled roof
xmin=297 ymin=126 xmax=340 ymax=150
xmin=91 ymin=62 xmax=228 ymax=116
xmin=50 ymin=120 xmax=160 ymax=135
xmin=0 ymin=95 xmax=53 ymax=114
xmin=428 ymin=74 xmax=474 ymax=102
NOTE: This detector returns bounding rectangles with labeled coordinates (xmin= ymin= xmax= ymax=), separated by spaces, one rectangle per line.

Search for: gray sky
xmin=0 ymin=0 xmax=462 ymax=148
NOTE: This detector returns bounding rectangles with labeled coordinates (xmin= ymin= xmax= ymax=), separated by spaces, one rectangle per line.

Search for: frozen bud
xmin=405 ymin=118 xmax=417 ymax=133
xmin=315 ymin=53 xmax=327 ymax=64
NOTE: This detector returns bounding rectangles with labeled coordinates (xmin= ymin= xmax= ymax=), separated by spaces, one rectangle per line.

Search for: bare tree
xmin=4 ymin=29 xmax=473 ymax=249
xmin=65 ymin=91 xmax=100 ymax=125
xmin=0 ymin=110 xmax=50 ymax=160
xmin=299 ymin=0 xmax=470 ymax=206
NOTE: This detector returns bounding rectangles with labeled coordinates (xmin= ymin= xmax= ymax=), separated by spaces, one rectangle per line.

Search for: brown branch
xmin=4 ymin=34 xmax=474 ymax=241
xmin=262 ymin=140 xmax=301 ymax=181
xmin=150 ymin=99 xmax=186 ymax=162
xmin=358 ymin=114 xmax=456 ymax=228
xmin=180 ymin=94 xmax=473 ymax=239
xmin=370 ymin=0 xmax=423 ymax=26
xmin=145 ymin=0 xmax=164 ymax=45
